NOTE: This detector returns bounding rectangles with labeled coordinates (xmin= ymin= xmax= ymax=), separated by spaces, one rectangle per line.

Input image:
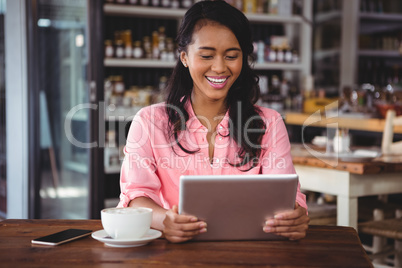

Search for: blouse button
xmin=216 ymin=158 xmax=220 ymax=163
xmin=219 ymin=137 xmax=223 ymax=141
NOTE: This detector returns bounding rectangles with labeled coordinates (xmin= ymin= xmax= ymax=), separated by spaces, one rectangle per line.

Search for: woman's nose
xmin=211 ymin=57 xmax=227 ymax=73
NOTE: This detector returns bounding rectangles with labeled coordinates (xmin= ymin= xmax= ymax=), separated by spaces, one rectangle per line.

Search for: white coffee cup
xmin=101 ymin=207 xmax=153 ymax=239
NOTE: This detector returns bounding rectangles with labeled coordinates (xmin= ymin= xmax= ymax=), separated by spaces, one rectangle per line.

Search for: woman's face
xmin=180 ymin=22 xmax=243 ymax=104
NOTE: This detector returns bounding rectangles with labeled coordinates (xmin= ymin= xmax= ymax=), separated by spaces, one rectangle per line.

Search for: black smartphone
xmin=31 ymin=229 xmax=92 ymax=246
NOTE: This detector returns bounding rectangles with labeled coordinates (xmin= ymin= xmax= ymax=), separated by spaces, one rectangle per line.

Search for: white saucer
xmin=92 ymin=229 xmax=162 ymax=248
xmin=322 ymin=150 xmax=380 ymax=162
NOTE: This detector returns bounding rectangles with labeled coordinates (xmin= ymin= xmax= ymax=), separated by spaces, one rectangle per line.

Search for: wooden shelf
xmin=359 ymin=12 xmax=402 ymax=22
xmin=314 ymin=10 xmax=342 ymax=24
xmin=244 ymin=12 xmax=303 ymax=24
xmin=104 ymin=165 xmax=121 ymax=174
xmin=313 ymin=49 xmax=340 ymax=60
xmin=104 ymin=58 xmax=176 ymax=68
xmin=358 ymin=49 xmax=402 ymax=57
xmin=284 ymin=112 xmax=402 ymax=134
xmin=253 ymin=62 xmax=303 ymax=70
xmin=104 ymin=4 xmax=186 ymax=19
xmin=105 ymin=58 xmax=303 ymax=70
xmin=104 ymin=4 xmax=304 ymax=24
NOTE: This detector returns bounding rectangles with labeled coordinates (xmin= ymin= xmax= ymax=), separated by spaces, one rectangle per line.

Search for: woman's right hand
xmin=163 ymin=205 xmax=207 ymax=243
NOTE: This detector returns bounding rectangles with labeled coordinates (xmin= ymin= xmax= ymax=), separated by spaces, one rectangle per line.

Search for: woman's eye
xmin=200 ymin=55 xmax=213 ymax=59
xmin=226 ymin=55 xmax=239 ymax=60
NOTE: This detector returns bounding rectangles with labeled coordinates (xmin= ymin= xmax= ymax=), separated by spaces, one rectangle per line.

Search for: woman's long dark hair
xmin=165 ymin=0 xmax=266 ymax=169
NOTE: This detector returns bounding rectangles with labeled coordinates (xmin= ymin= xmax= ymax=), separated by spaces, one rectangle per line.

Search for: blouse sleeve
xmin=259 ymin=111 xmax=307 ymax=211
xmin=117 ymin=109 xmax=163 ymax=208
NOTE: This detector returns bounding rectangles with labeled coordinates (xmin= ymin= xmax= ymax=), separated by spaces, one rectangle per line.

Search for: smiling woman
xmin=119 ymin=0 xmax=309 ymax=244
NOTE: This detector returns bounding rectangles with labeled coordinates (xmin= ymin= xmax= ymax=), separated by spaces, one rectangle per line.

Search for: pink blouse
xmin=118 ymin=100 xmax=307 ymax=210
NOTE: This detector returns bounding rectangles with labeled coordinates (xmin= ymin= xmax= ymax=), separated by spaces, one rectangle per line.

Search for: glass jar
xmin=115 ymin=0 xmax=126 ymax=3
xmin=151 ymin=0 xmax=160 ymax=6
xmin=140 ymin=0 xmax=149 ymax=6
xmin=128 ymin=0 xmax=138 ymax=4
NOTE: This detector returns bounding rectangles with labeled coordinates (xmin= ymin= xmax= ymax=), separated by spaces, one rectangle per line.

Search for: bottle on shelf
xmin=121 ymin=30 xmax=133 ymax=58
xmin=151 ymin=0 xmax=160 ymax=7
xmin=292 ymin=50 xmax=299 ymax=63
xmin=133 ymin=40 xmax=143 ymax=59
xmin=152 ymin=31 xmax=160 ymax=59
xmin=161 ymin=0 xmax=170 ymax=7
xmin=128 ymin=0 xmax=139 ymax=5
xmin=143 ymin=36 xmax=152 ymax=59
xmin=268 ymin=45 xmax=277 ymax=62
xmin=269 ymin=75 xmax=284 ymax=111
xmin=256 ymin=0 xmax=265 ymax=13
xmin=257 ymin=41 xmax=265 ymax=63
xmin=126 ymin=86 xmax=141 ymax=107
xmin=113 ymin=76 xmax=125 ymax=96
xmin=171 ymin=0 xmax=179 ymax=8
xmin=258 ymin=75 xmax=269 ymax=106
xmin=277 ymin=45 xmax=284 ymax=62
xmin=114 ymin=40 xmax=124 ymax=58
xmin=158 ymin=26 xmax=166 ymax=53
xmin=166 ymin=38 xmax=176 ymax=61
xmin=181 ymin=0 xmax=193 ymax=8
xmin=270 ymin=75 xmax=281 ymax=95
xmin=104 ymin=130 xmax=120 ymax=169
xmin=104 ymin=78 xmax=113 ymax=107
xmin=233 ymin=0 xmax=243 ymax=11
xmin=284 ymin=45 xmax=292 ymax=63
xmin=268 ymin=0 xmax=278 ymax=14
xmin=243 ymin=0 xmax=257 ymax=13
xmin=104 ymin=40 xmax=114 ymax=58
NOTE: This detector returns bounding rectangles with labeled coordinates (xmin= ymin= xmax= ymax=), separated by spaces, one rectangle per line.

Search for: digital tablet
xmin=179 ymin=174 xmax=298 ymax=241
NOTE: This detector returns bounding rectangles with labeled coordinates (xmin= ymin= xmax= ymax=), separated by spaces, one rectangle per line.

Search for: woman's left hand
xmin=263 ymin=202 xmax=309 ymax=240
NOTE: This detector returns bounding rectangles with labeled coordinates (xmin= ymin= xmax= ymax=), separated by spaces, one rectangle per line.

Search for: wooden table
xmin=285 ymin=112 xmax=402 ymax=134
xmin=0 ymin=219 xmax=372 ymax=267
xmin=292 ymin=145 xmax=402 ymax=229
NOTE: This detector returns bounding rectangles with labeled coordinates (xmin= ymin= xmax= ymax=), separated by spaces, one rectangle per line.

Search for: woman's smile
xmin=205 ymin=76 xmax=230 ymax=89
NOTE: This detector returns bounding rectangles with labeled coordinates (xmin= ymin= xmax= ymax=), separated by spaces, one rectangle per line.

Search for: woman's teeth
xmin=206 ymin=77 xmax=227 ymax=84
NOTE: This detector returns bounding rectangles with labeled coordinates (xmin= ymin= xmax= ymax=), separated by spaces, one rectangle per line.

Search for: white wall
xmin=5 ymin=0 xmax=28 ymax=219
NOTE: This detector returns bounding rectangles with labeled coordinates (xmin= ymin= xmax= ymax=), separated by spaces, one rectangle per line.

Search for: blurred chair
xmin=359 ymin=209 xmax=402 ymax=268
xmin=382 ymin=110 xmax=402 ymax=155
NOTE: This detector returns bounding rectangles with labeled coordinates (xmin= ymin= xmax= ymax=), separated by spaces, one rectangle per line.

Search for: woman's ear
xmin=180 ymin=51 xmax=188 ymax=67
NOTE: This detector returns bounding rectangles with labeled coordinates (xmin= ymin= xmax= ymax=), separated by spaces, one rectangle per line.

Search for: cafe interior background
xmin=0 ymin=0 xmax=401 ymax=234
